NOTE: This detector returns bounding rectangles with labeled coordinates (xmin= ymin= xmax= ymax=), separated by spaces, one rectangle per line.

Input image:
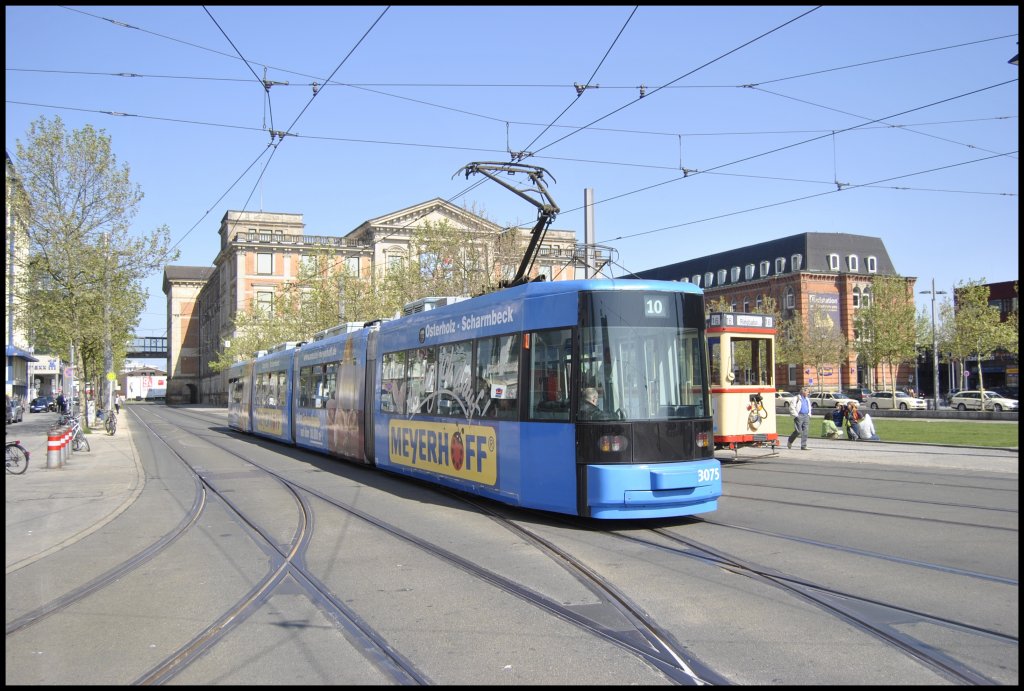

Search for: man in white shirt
xmin=788 ymin=387 xmax=812 ymax=450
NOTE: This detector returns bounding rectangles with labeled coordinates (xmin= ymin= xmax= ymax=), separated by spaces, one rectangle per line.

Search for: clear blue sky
xmin=6 ymin=6 xmax=1019 ymax=366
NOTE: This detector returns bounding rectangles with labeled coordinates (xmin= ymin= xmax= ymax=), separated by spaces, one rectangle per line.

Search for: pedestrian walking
xmin=788 ymin=386 xmax=812 ymax=450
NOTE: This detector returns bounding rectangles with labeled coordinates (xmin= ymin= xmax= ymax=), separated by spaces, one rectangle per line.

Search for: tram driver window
xmin=527 ymin=328 xmax=573 ymax=421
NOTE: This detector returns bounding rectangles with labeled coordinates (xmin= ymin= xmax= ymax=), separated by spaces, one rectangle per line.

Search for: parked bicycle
xmin=58 ymin=413 xmax=91 ymax=452
xmin=104 ymin=409 xmax=117 ymax=436
xmin=6 ymin=438 xmax=30 ymax=474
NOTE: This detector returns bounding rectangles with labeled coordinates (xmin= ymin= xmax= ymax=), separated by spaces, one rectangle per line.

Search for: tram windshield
xmin=579 ymin=290 xmax=707 ymax=420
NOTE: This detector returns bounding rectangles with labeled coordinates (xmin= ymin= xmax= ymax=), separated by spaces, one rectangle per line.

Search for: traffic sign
xmin=106 ymin=371 xmax=117 ymax=382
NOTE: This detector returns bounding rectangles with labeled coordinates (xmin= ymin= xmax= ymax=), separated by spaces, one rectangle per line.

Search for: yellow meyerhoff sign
xmin=388 ymin=420 xmax=497 ymax=485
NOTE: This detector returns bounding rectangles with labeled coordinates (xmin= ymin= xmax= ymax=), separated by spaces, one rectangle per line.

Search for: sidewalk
xmin=5 ymin=411 xmax=144 ymax=574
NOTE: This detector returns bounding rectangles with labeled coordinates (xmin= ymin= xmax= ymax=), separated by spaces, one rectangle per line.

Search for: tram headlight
xmin=599 ymin=434 xmax=629 ymax=452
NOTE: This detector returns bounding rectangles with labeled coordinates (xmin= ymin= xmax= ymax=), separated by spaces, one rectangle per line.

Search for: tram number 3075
xmin=698 ymin=467 xmax=721 ymax=483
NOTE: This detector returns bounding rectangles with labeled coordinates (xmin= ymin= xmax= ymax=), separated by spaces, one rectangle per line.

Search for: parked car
xmin=6 ymin=397 xmax=25 ymax=424
xmin=944 ymin=388 xmax=965 ymax=406
xmin=845 ymin=388 xmax=873 ymax=403
xmin=774 ymin=390 xmax=797 ymax=409
xmin=864 ymin=391 xmax=927 ymax=410
xmin=949 ymin=390 xmax=1019 ymax=412
xmin=807 ymin=391 xmax=856 ymax=409
xmin=29 ymin=395 xmax=55 ymax=413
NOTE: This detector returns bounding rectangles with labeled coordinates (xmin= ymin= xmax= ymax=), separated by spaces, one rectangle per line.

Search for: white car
xmin=807 ymin=391 xmax=855 ymax=409
xmin=864 ymin=391 xmax=927 ymax=410
xmin=775 ymin=390 xmax=797 ymax=409
xmin=949 ymin=390 xmax=1019 ymax=412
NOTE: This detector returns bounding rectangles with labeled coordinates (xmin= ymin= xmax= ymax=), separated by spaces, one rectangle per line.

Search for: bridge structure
xmin=126 ymin=336 xmax=168 ymax=359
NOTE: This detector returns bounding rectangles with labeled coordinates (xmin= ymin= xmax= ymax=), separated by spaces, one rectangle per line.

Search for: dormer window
xmin=775 ymin=257 xmax=785 ymax=274
xmin=759 ymin=260 xmax=770 ymax=277
xmin=745 ymin=264 xmax=755 ymax=280
xmin=704 ymin=271 xmax=714 ymax=287
xmin=718 ymin=268 xmax=728 ymax=285
xmin=828 ymin=253 xmax=840 ymax=271
xmin=731 ymin=266 xmax=741 ymax=282
xmin=847 ymin=254 xmax=859 ymax=272
xmin=692 ymin=274 xmax=701 ymax=286
xmin=866 ymin=255 xmax=877 ymax=273
xmin=792 ymin=253 xmax=802 ymax=271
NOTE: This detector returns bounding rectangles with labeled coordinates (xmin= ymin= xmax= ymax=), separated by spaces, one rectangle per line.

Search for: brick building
xmin=632 ymin=232 xmax=917 ymax=392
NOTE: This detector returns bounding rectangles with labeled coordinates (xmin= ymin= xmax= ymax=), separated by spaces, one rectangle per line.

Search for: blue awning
xmin=5 ymin=344 xmax=39 ymax=362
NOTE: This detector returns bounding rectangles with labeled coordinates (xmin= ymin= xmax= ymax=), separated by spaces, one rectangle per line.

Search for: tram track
xmin=133 ymin=404 xmax=728 ymax=684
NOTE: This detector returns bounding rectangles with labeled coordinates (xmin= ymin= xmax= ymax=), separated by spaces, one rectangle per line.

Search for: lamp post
xmin=920 ymin=278 xmax=947 ymax=410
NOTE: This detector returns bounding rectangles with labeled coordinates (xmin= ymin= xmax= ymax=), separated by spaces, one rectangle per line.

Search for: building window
xmin=785 ymin=286 xmax=795 ymax=309
xmin=792 ymin=254 xmax=802 ymax=271
xmin=704 ymin=271 xmax=714 ymax=287
xmin=731 ymin=266 xmax=741 ymax=282
xmin=848 ymin=255 xmax=859 ymax=272
xmin=345 ymin=256 xmax=360 ymax=276
xmin=866 ymin=255 xmax=877 ymax=273
xmin=745 ymin=264 xmax=755 ymax=280
xmin=718 ymin=269 xmax=727 ymax=285
xmin=862 ymin=286 xmax=871 ymax=307
xmin=828 ymin=253 xmax=840 ymax=271
xmin=743 ymin=297 xmax=750 ymax=312
xmin=730 ymin=300 xmax=737 ymax=311
xmin=257 ymin=252 xmax=273 ymax=275
xmin=255 ymin=290 xmax=274 ymax=315
xmin=775 ymin=257 xmax=785 ymax=274
xmin=759 ymin=260 xmax=770 ymax=277
xmin=788 ymin=364 xmax=797 ymax=385
xmin=386 ymin=251 xmax=404 ymax=271
xmin=852 ymin=287 xmax=861 ymax=308
xmin=756 ymin=294 xmax=763 ymax=310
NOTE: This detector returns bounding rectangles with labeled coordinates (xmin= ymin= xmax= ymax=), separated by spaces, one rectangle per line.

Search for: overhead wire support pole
xmin=454 ymin=162 xmax=560 ymax=289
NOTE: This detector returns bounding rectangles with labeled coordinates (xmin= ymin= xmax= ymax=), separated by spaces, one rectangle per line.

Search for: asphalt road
xmin=6 ymin=404 xmax=1018 ymax=685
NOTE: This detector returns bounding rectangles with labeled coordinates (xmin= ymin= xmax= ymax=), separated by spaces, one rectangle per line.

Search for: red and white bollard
xmin=47 ymin=426 xmax=63 ymax=469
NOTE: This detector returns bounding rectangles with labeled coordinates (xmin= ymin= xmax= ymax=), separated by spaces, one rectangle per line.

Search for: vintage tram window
xmin=527 ymin=328 xmax=573 ymax=421
xmin=476 ymin=334 xmax=520 ymax=419
xmin=380 ymin=351 xmax=407 ymax=413
xmin=437 ymin=340 xmax=473 ymax=418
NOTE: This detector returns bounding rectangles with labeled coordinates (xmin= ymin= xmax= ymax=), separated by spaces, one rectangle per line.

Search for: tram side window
xmin=298 ymin=364 xmax=321 ymax=408
xmin=477 ymin=334 xmax=520 ymax=419
xmin=708 ymin=338 xmax=721 ymax=386
xmin=407 ymin=347 xmax=438 ymax=414
xmin=437 ymin=341 xmax=473 ymax=418
xmin=322 ymin=363 xmax=338 ymax=407
xmin=527 ymin=328 xmax=573 ymax=421
xmin=381 ymin=351 xmax=407 ymax=413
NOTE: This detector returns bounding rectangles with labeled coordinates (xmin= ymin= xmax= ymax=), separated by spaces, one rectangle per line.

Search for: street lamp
xmin=920 ymin=278 xmax=948 ymax=410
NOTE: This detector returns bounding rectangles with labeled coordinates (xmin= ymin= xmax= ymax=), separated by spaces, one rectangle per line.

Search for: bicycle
xmin=6 ymin=439 xmax=30 ymax=474
xmin=104 ymin=409 xmax=117 ymax=436
xmin=59 ymin=413 xmax=91 ymax=452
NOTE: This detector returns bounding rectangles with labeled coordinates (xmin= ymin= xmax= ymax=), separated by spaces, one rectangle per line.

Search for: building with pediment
xmin=163 ymin=199 xmax=590 ymax=405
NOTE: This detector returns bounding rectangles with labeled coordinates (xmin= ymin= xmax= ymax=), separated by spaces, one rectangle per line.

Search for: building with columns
xmin=163 ymin=199 xmax=588 ymax=405
xmin=632 ymin=232 xmax=917 ymax=392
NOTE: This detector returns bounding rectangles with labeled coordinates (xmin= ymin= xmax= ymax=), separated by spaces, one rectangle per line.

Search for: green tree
xmin=854 ymin=275 xmax=917 ymax=395
xmin=946 ymin=279 xmax=1013 ymax=407
xmin=10 ymin=115 xmax=177 ymax=407
xmin=799 ymin=302 xmax=848 ymax=393
xmin=210 ymin=217 xmax=515 ymax=372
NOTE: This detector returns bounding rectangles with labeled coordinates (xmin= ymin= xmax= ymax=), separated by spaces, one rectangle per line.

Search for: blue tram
xmin=227 ymin=279 xmax=721 ymax=519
